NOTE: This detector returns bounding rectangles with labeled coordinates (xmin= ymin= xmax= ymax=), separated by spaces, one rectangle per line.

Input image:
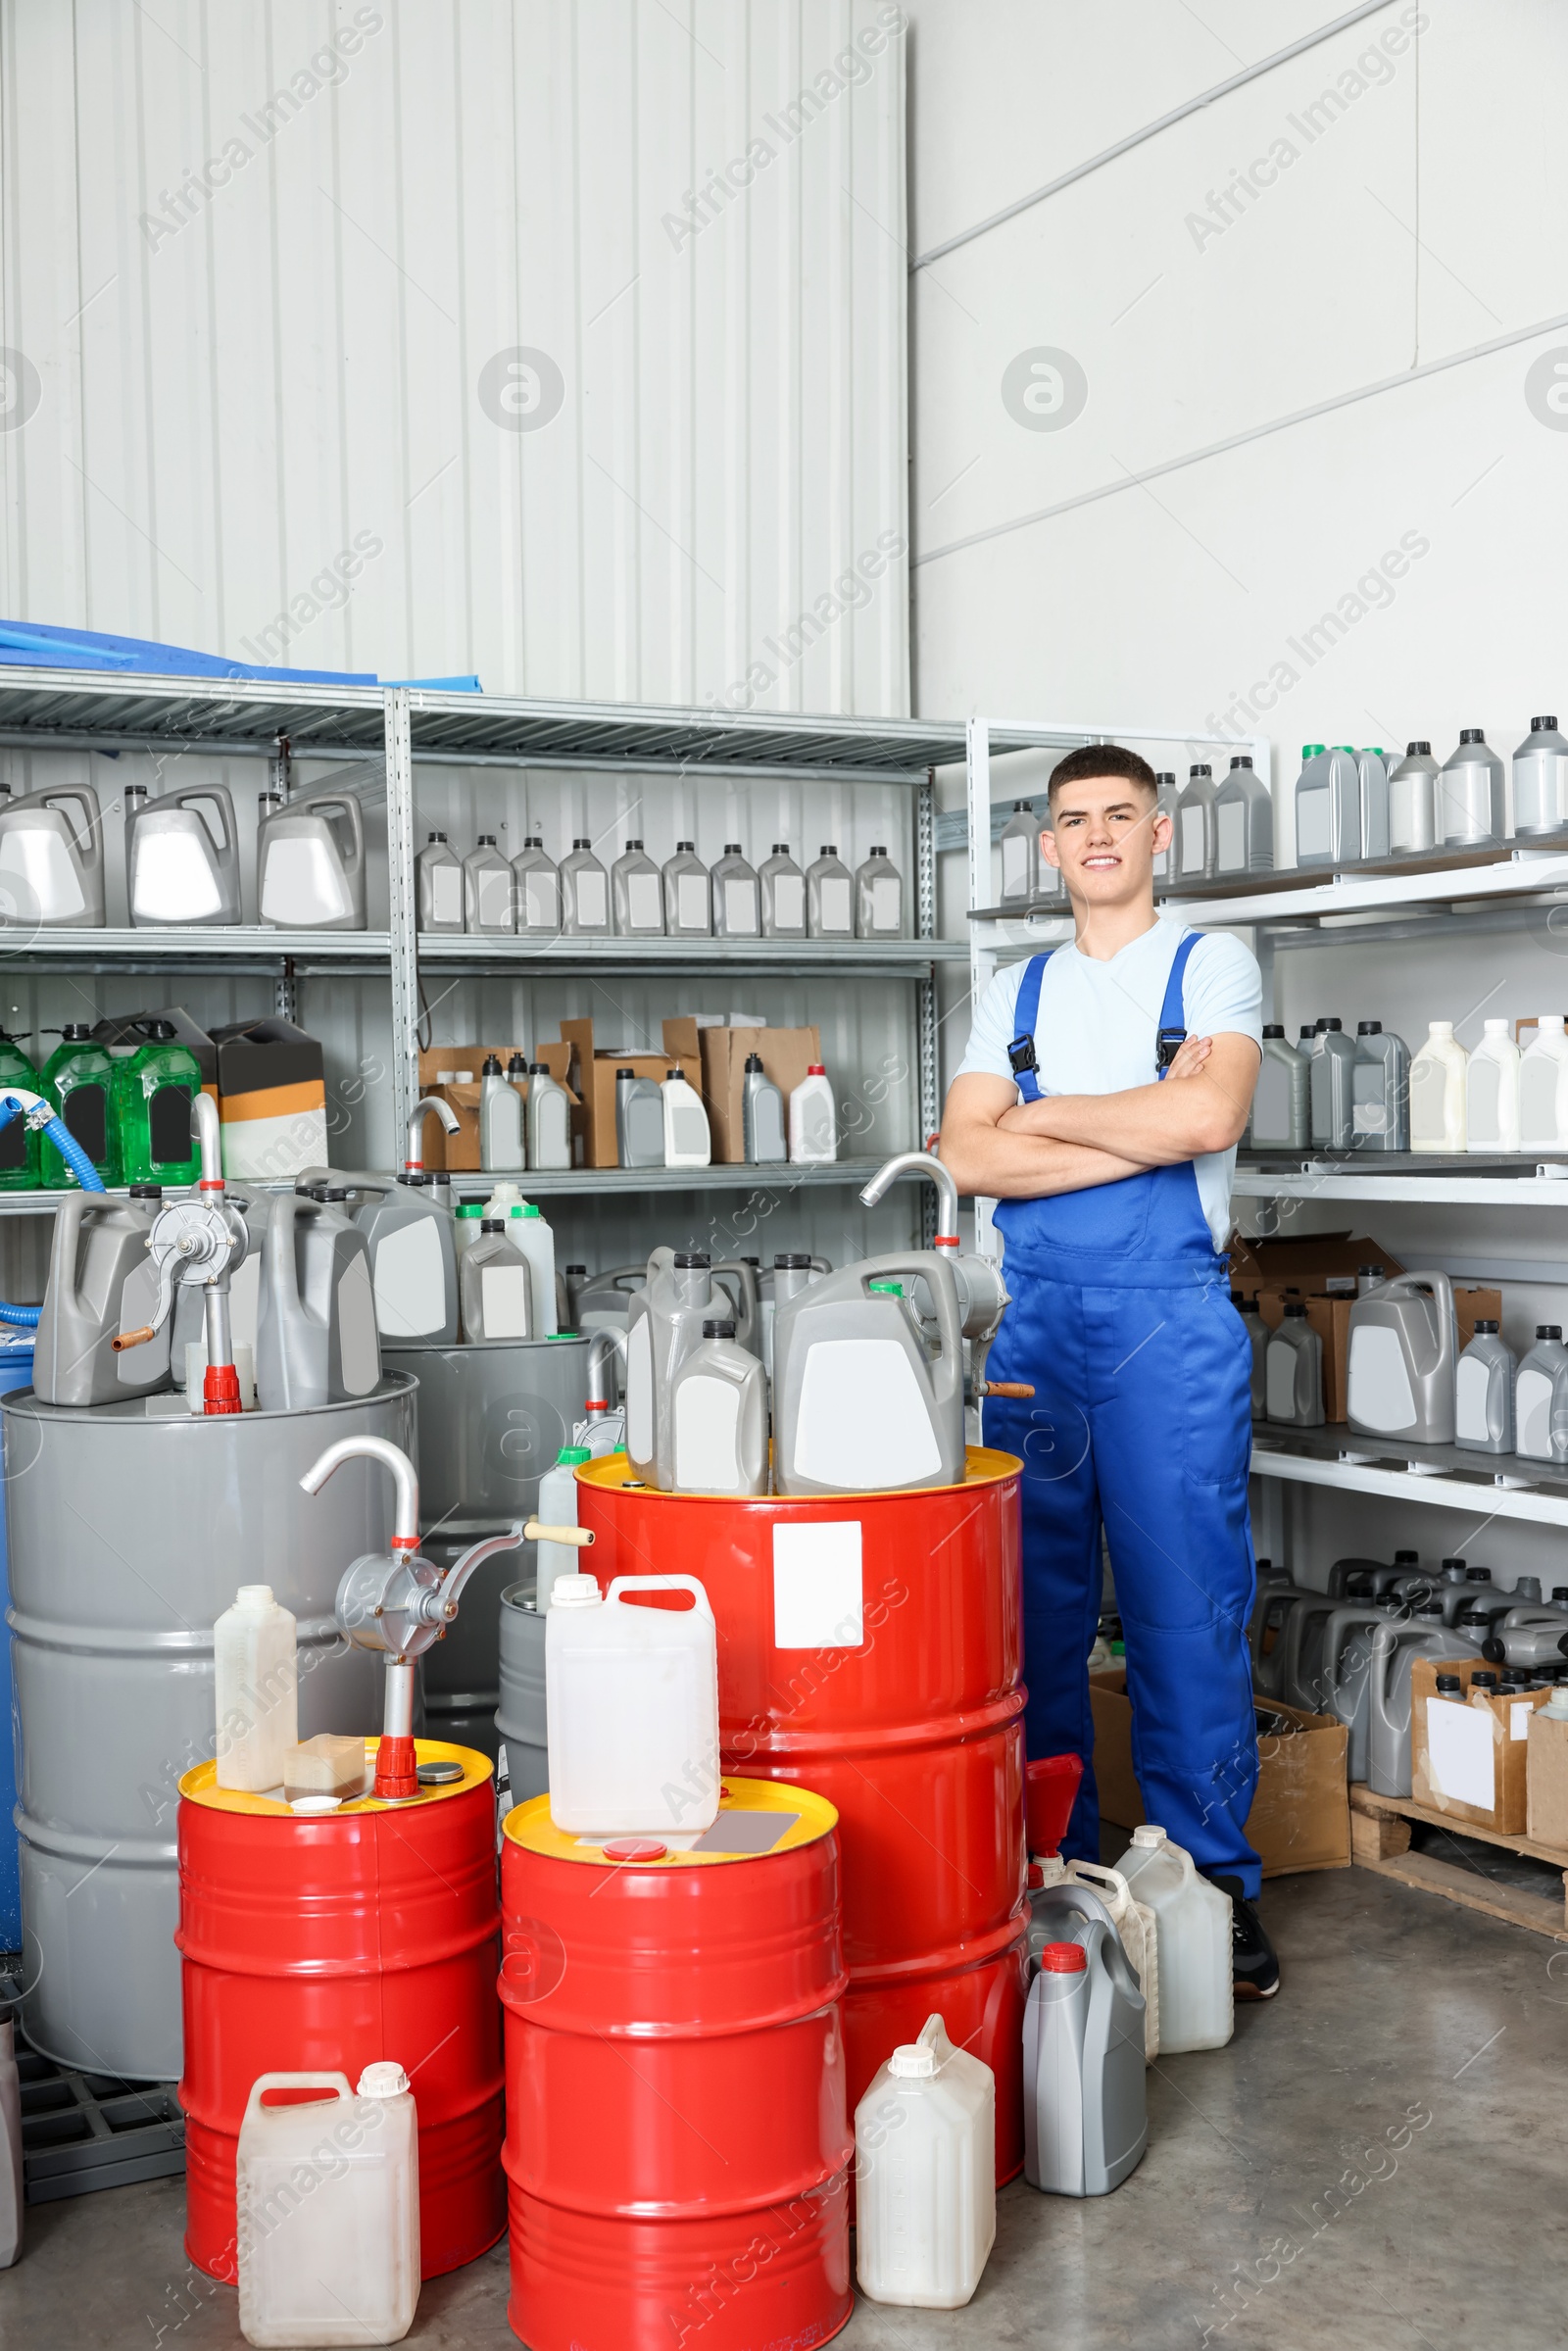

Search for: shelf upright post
xmin=915 ymin=764 xmax=939 ymax=1246
xmin=965 ymin=716 xmax=1003 ymax=1262
xmin=383 ymin=687 xmax=418 ymax=1154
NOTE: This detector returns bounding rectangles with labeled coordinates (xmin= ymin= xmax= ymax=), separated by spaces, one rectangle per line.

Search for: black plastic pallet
xmin=13 ymin=2028 xmax=184 ymax=2204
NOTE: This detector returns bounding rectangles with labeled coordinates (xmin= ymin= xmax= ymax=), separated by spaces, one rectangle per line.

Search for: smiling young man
xmin=940 ymin=743 xmax=1278 ymax=2000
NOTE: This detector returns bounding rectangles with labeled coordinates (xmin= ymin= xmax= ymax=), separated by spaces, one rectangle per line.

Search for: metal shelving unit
xmin=0 ymin=669 xmax=978 ymax=1241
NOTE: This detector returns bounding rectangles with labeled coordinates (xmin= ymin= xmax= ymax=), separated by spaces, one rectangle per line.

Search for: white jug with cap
xmin=237 ymin=2065 xmax=418 ymax=2346
xmin=0 ymin=782 xmax=105 ymax=927
xmin=546 ymin=1573 xmax=719 ymax=1837
xmin=855 ymin=2014 xmax=995 ymax=2309
xmin=214 ymin=1585 xmax=298 ymax=1792
xmin=125 ymin=782 xmax=241 ymax=926
xmin=256 ymin=787 xmax=367 ymax=930
xmin=1110 ymin=1827 xmax=1232 ymax=2052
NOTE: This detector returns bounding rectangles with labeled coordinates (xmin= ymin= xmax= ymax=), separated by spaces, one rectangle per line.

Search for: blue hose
xmin=0 ymin=1092 xmax=108 ymax=1326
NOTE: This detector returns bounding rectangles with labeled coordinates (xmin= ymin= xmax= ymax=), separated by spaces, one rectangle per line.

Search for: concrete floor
xmin=9 ymin=1863 xmax=1566 ymax=2350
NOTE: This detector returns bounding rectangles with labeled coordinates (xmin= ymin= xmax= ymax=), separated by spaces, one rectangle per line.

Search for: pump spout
xmin=300 ymin=1435 xmax=421 ymax=1549
xmin=858 ymin=1150 xmax=959 ymax=1245
xmin=406 ymin=1094 xmax=461 ymax=1173
xmin=192 ymin=1090 xmax=223 ymax=1191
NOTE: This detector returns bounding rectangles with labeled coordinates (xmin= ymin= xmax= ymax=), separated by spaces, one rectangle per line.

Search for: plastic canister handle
xmin=244 ymin=2071 xmax=353 ymax=2124
xmin=604 ymin=1573 xmax=714 ymax=1618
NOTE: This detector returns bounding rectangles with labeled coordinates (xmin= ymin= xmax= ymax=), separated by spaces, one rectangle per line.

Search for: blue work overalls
xmin=981 ymin=933 xmax=1261 ymax=1894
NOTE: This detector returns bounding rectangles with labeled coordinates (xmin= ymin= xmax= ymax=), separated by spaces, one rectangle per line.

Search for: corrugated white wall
xmin=0 ymin=0 xmax=909 ymax=714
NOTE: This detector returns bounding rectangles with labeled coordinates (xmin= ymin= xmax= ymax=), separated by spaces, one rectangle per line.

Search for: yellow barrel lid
xmin=503 ymin=1773 xmax=837 ymax=1867
xmin=179 ymin=1738 xmax=492 ymax=1818
xmin=577 ymin=1442 xmax=1019 ymax=1500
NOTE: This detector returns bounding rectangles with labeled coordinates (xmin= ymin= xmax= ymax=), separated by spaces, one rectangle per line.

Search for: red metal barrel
xmin=501 ymin=1778 xmax=853 ymax=2351
xmin=177 ymin=1739 xmax=504 ymax=2283
xmin=576 ymin=1445 xmax=1029 ymax=2183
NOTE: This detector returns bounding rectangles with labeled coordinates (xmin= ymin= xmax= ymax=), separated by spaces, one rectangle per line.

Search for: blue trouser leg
xmin=987 ymin=1263 xmax=1261 ymax=1895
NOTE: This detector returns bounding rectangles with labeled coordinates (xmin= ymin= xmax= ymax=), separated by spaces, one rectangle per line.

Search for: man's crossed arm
xmin=939 ymin=1032 xmax=1260 ymax=1200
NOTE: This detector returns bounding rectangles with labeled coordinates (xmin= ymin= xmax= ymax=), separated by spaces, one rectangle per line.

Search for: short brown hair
xmin=1047 ymin=742 xmax=1157 ymax=801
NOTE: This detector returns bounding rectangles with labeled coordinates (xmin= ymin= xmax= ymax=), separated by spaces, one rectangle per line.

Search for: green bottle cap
xmin=557 ymin=1446 xmax=592 ymax=1466
xmin=1302 ymin=744 xmax=1325 ymax=759
xmin=517 ymin=1203 xmax=541 ymax=1217
xmin=1333 ymin=743 xmax=1354 ymax=753
xmin=868 ymin=1279 xmax=904 ymax=1297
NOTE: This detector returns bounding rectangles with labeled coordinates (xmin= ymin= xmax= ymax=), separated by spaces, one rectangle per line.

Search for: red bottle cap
xmin=603 ymin=1838 xmax=667 ymax=1863
xmin=1038 ymin=1941 xmax=1087 ymax=1974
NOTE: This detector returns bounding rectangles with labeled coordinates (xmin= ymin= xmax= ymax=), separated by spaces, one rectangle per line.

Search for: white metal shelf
xmin=1233 ymin=1166 xmax=1568 ymax=1208
xmin=447 ymin=1156 xmax=905 ymax=1200
xmin=1161 ymin=846 xmax=1568 ymax=933
xmin=414 ymin=934 xmax=965 ymax=976
xmin=1251 ymin=1438 xmax=1568 ymax=1530
xmin=0 ymin=925 xmax=390 ymax=968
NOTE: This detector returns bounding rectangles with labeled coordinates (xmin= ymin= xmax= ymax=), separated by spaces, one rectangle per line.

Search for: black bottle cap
xmin=324 ymin=1187 xmax=351 ymax=1201
xmin=426 ymin=831 xmax=438 ymax=843
xmin=1324 ymin=1017 xmax=1344 ymax=1031
xmin=258 ymin=790 xmax=282 ymax=809
xmin=673 ymin=1251 xmax=710 ymax=1268
xmin=1155 ymin=771 xmax=1175 ymax=785
xmin=1471 ymin=1671 xmax=1498 ymax=1690
xmin=676 ymin=840 xmax=696 ymax=853
xmin=62 ymin=1022 xmax=92 ymax=1039
xmin=1314 ymin=1017 xmax=1329 ymax=1031
xmin=701 ymin=1318 xmax=736 ymax=1339
xmin=1012 ymin=801 xmax=1031 ymax=812
xmin=740 ymin=1256 xmax=760 ymax=1266
xmin=775 ymin=1252 xmax=811 ymax=1268
xmin=128 ymin=1183 xmax=163 ymax=1200
xmin=146 ymin=1019 xmax=176 ymax=1039
xmin=1440 ymin=1557 xmax=1463 ymax=1572
xmin=524 ymin=835 xmax=543 ymax=848
xmin=480 ymin=1217 xmax=504 ymax=1233
xmin=819 ymin=845 xmax=837 ymax=856
xmin=1357 ymin=1020 xmax=1382 ymax=1035
xmin=869 ymin=844 xmax=887 ymax=857
xmin=1532 ymin=716 xmax=1558 ymax=733
xmin=1360 ymin=1264 xmax=1385 ymax=1278
xmin=478 ymin=833 xmax=496 ymax=846
xmin=1554 ymin=1589 xmax=1568 ymax=1604
xmin=665 ymin=1069 xmax=680 ymax=1080
xmin=482 ymin=1054 xmax=502 ymax=1074
xmin=529 ymin=1062 xmax=548 ymax=1075
xmin=1407 ymin=741 xmax=1430 ymax=755
xmin=615 ymin=1066 xmax=637 ymax=1080
xmin=1466 ymin=1566 xmax=1493 ymax=1582
xmin=1396 ymin=1550 xmax=1420 ymax=1565
xmin=1473 ymin=1318 xmax=1499 ymax=1334
xmin=1230 ymin=755 xmax=1253 ymax=768
xmin=1435 ymin=1674 xmax=1463 ymax=1693
xmin=1262 ymin=1022 xmax=1285 ymax=1038
xmin=1414 ymin=1603 xmax=1445 ymax=1619
xmin=1540 ymin=1325 xmax=1563 ymax=1340
xmin=1189 ymin=763 xmax=1211 ymax=778
xmin=508 ymin=1053 xmax=526 ymax=1073
xmin=744 ymin=1053 xmax=764 ymax=1071
xmin=565 ymin=1263 xmax=587 ymax=1275
xmin=625 ymin=839 xmax=643 ymax=851
xmin=573 ymin=837 xmax=590 ymax=850
xmin=1284 ymin=1301 xmax=1307 ymax=1318
xmin=771 ymin=842 xmax=791 ymax=855
xmin=1459 ymin=727 xmax=1485 ymax=744
xmin=436 ymin=831 xmax=447 ymax=841
xmin=723 ymin=843 xmax=742 ymax=855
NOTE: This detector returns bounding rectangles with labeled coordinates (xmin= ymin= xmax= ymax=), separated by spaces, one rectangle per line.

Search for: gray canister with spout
xmin=32 ymin=1192 xmax=171 ymax=1406
xmin=497 ymin=1582 xmax=549 ymax=1800
xmin=256 ymin=1191 xmax=382 ymax=1408
xmin=1346 ymin=1271 xmax=1457 ymax=1444
xmin=6 ymin=1376 xmax=412 ymax=2081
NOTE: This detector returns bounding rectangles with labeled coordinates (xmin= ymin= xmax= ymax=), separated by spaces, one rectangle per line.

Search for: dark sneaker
xmin=1209 ymin=1873 xmax=1280 ymax=2001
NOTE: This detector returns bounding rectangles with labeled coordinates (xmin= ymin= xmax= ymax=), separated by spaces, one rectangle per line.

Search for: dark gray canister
xmin=5 ymin=1375 xmax=414 ymax=2082
xmin=388 ymin=1335 xmax=589 ymax=1746
xmin=497 ymin=1581 xmax=548 ymax=1801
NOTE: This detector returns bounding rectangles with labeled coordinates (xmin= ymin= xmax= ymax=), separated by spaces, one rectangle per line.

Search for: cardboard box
xmin=1089 ymin=1669 xmax=1350 ymax=1876
xmin=663 ymin=1014 xmax=822 ymax=1164
xmin=416 ymin=1044 xmax=580 ymax=1172
xmin=558 ymin=1019 xmax=682 ymax=1169
xmin=209 ymin=1017 xmax=326 ymax=1180
xmin=1526 ymin=1706 xmax=1568 ymax=1850
xmin=1232 ymin=1238 xmax=1496 ymax=1424
xmin=1409 ymin=1656 xmax=1544 ymax=1834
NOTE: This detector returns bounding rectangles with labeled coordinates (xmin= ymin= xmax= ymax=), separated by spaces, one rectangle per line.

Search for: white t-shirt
xmin=956 ymin=917 xmax=1263 ymax=1250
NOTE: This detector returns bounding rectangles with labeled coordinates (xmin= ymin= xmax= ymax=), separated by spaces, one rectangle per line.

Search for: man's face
xmin=1041 ymin=775 xmax=1166 ymax=907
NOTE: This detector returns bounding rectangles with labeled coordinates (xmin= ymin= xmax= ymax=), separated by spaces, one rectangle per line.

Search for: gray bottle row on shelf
xmin=415 ymin=833 xmax=904 ymax=940
xmin=1294 ymin=720 xmax=1568 ymax=865
xmin=1251 ymin=1017 xmax=1411 ymax=1151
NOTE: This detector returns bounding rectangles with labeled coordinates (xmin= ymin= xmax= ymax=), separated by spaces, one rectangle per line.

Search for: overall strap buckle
xmin=1155 ymin=1026 xmax=1187 ymax=1072
xmin=1007 ymin=1034 xmax=1040 ymax=1079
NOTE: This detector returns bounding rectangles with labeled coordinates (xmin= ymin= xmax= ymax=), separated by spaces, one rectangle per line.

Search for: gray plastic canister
xmin=5 ymin=1376 xmax=413 ymax=2082
xmin=1346 ymin=1271 xmax=1457 ymax=1444
xmin=1023 ymin=1881 xmax=1147 ymax=2198
xmin=497 ymin=1582 xmax=548 ymax=1800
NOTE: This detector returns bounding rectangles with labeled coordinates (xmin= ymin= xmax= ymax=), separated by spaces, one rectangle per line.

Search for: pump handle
xmin=976 ymin=1379 xmax=1034 ymax=1398
xmin=523 ymin=1520 xmax=594 ymax=1546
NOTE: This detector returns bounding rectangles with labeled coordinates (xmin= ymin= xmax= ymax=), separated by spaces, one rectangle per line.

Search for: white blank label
xmin=1425 ymin=1696 xmax=1494 ymax=1809
xmin=1216 ymin=801 xmax=1245 ymax=871
xmin=1297 ymin=785 xmax=1332 ymax=857
xmin=431 ymin=864 xmax=461 ymax=922
xmin=1002 ymin=837 xmax=1028 ymax=895
xmin=678 ymin=873 xmax=709 ymax=930
xmin=770 ymin=873 xmax=804 ymax=930
xmin=481 ymin=1264 xmax=531 ymax=1339
xmin=626 ymin=872 xmax=661 ymax=929
xmin=1511 ymin=1699 xmax=1534 ymax=1742
xmin=573 ymin=870 xmax=607 ymax=927
xmin=724 ymin=878 xmax=759 ymax=934
xmin=476 ymin=866 xmax=512 ymax=927
xmin=818 ymin=876 xmax=852 ymax=932
xmin=1180 ymin=806 xmax=1205 ymax=870
xmin=1454 ymin=1354 xmax=1491 ymax=1443
xmin=870 ymin=876 xmax=900 ymax=931
xmin=524 ymin=872 xmax=559 ymax=928
xmin=772 ymin=1520 xmax=863 ymax=1648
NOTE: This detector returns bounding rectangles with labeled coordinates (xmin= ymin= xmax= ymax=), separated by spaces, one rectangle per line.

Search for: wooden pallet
xmin=1349 ymin=1784 xmax=1568 ymax=1941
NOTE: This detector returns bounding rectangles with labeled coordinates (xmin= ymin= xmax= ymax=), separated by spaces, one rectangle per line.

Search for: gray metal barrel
xmin=497 ymin=1581 xmax=548 ymax=1801
xmin=387 ymin=1335 xmax=589 ymax=1748
xmin=5 ymin=1375 xmax=415 ymax=2082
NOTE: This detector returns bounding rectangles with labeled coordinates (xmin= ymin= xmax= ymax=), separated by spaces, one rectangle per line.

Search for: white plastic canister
xmin=855 ymin=2014 xmax=995 ymax=2310
xmin=1111 ymin=1826 xmax=1232 ymax=2053
xmin=214 ymin=1585 xmax=298 ymax=1793
xmin=545 ymin=1574 xmax=720 ymax=1837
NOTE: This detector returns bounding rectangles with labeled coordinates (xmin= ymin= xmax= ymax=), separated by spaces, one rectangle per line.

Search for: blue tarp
xmin=0 ymin=619 xmax=479 ymax=693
